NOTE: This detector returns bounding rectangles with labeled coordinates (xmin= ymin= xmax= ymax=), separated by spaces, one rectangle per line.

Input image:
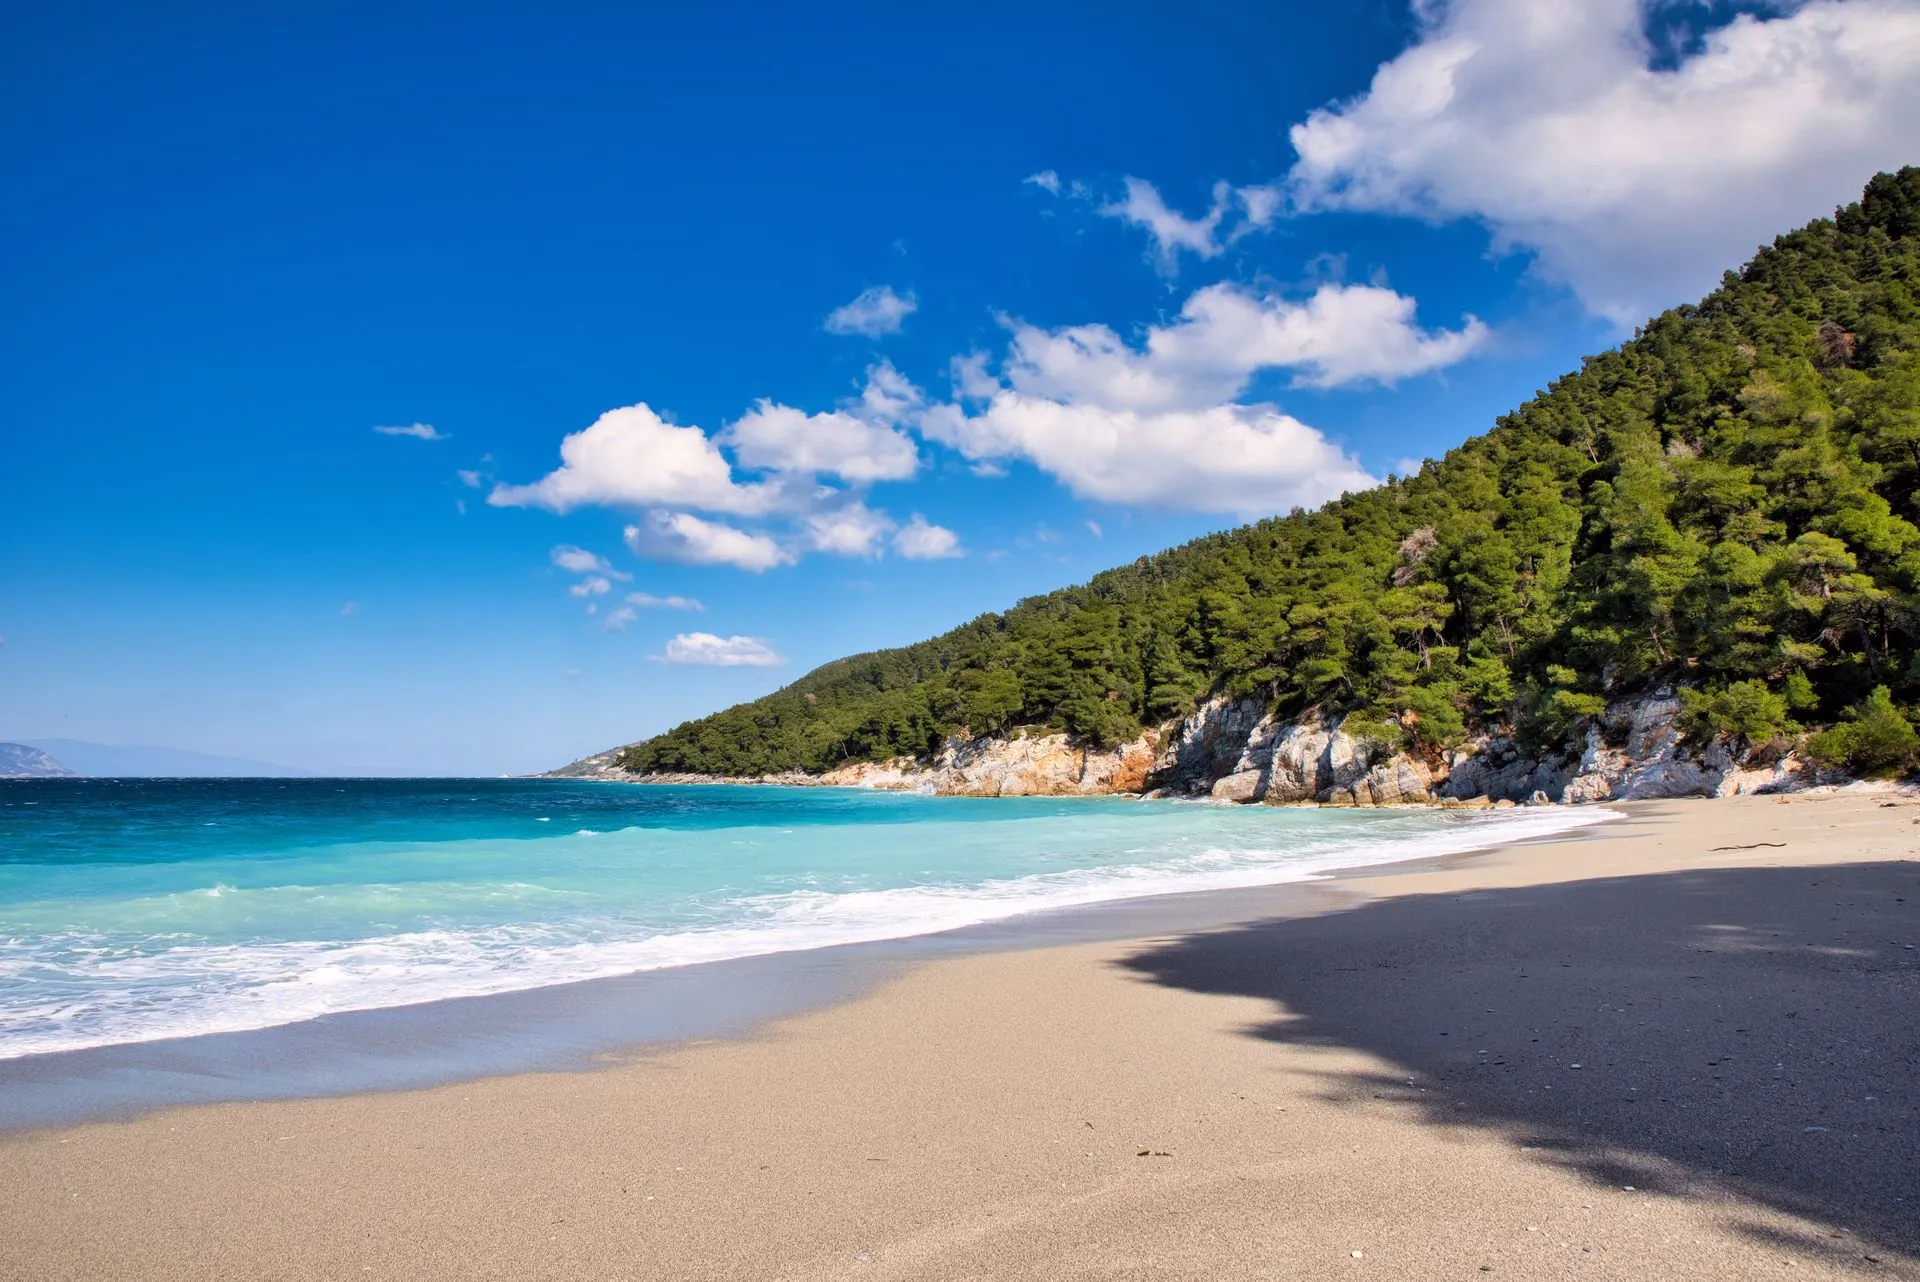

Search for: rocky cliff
xmin=557 ymin=684 xmax=1824 ymax=804
xmin=1144 ymin=686 xmax=1810 ymax=807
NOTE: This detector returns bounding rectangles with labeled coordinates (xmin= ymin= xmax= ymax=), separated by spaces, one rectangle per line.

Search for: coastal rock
xmin=813 ymin=729 xmax=1160 ymax=798
xmin=1441 ymin=737 xmax=1571 ymax=804
xmin=554 ymin=681 xmax=1825 ymax=809
xmin=1154 ymin=694 xmax=1270 ymax=793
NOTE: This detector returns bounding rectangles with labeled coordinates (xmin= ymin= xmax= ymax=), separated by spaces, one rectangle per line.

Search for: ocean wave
xmin=0 ymin=805 xmax=1613 ymax=1060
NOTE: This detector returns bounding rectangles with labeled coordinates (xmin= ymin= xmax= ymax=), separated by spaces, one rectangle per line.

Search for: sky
xmin=3 ymin=0 xmax=1917 ymax=776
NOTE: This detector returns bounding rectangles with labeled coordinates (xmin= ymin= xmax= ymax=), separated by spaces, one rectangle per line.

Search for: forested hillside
xmin=619 ymin=169 xmax=1920 ymax=780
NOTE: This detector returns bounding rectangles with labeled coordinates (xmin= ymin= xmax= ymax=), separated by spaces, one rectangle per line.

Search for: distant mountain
xmin=0 ymin=743 xmax=77 ymax=779
xmin=17 ymin=740 xmax=313 ymax=778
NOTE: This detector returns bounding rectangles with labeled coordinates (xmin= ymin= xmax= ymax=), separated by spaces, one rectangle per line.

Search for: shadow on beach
xmin=1118 ymin=860 xmax=1920 ymax=1256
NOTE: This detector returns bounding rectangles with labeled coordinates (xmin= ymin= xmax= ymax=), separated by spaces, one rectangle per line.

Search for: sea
xmin=0 ymin=777 xmax=1610 ymax=1063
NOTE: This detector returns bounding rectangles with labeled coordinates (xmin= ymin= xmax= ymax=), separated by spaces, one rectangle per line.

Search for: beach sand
xmin=1 ymin=793 xmax=1915 ymax=1280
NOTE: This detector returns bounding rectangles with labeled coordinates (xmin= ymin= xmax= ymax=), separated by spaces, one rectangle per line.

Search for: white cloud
xmin=550 ymin=545 xmax=617 ymax=575
xmin=803 ymin=503 xmax=896 ymax=558
xmin=893 ymin=515 xmax=963 ymax=560
xmin=491 ymin=367 xmax=923 ymax=572
xmin=568 ymin=576 xmax=613 ymax=598
xmin=1100 ymin=177 xmax=1235 ymax=271
xmin=374 ymin=423 xmax=447 ymax=440
xmin=602 ymin=605 xmax=638 ymax=631
xmin=1145 ymin=281 xmax=1486 ymax=392
xmin=898 ymin=276 xmax=1481 ymax=513
xmin=921 ymin=396 xmax=1375 ymax=514
xmin=990 ymin=281 xmax=1481 ymax=415
xmin=825 ymin=285 xmax=918 ymax=337
xmin=489 ymin=404 xmax=784 ymax=516
xmin=1085 ymin=519 xmax=1103 ymax=538
xmin=624 ymin=511 xmax=793 ymax=573
xmin=658 ymin=632 xmax=786 ymax=667
xmin=949 ymin=352 xmax=999 ymax=402
xmin=626 ymin=591 xmax=704 ymax=612
xmin=721 ymin=400 xmax=918 ymax=483
xmin=1025 ymin=170 xmax=1063 ymax=195
xmin=1236 ymin=184 xmax=1283 ymax=228
xmin=456 ymin=469 xmax=484 ymax=488
xmin=1287 ymin=0 xmax=1920 ymax=325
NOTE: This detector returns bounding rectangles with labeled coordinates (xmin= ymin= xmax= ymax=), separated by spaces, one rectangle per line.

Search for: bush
xmin=1399 ymin=685 xmax=1467 ymax=749
xmin=1678 ymin=680 xmax=1792 ymax=743
xmin=1807 ymin=686 xmax=1920 ymax=777
xmin=1548 ymin=690 xmax=1608 ymax=721
xmin=1339 ymin=713 xmax=1406 ymax=755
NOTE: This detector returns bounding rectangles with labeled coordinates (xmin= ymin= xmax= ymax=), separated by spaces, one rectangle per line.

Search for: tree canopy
xmin=619 ymin=169 xmax=1920 ymax=779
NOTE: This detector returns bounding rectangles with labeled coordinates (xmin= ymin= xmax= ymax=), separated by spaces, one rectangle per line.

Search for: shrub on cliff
xmin=1678 ymin=681 xmax=1794 ymax=745
xmin=1807 ymin=686 xmax=1920 ymax=777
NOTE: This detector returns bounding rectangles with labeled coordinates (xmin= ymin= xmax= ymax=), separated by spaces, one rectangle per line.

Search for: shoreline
xmin=0 ymin=800 xmax=1617 ymax=1133
xmin=4 ymin=793 xmax=1916 ymax=1279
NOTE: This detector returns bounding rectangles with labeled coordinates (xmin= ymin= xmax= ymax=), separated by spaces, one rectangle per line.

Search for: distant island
xmin=562 ymin=169 xmax=1920 ymax=807
xmin=0 ymin=740 xmax=312 ymax=779
xmin=0 ymin=744 xmax=76 ymax=780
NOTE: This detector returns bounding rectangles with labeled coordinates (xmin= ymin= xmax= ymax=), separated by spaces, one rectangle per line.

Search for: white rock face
xmin=1148 ymin=683 xmax=1816 ymax=807
xmin=816 ymin=730 xmax=1159 ymax=797
xmin=568 ymin=682 xmax=1827 ymax=807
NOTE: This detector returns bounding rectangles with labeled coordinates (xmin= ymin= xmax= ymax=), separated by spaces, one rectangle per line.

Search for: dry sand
xmin=2 ymin=793 xmax=1916 ymax=1280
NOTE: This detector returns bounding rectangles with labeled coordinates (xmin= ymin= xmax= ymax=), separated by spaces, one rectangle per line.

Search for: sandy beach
xmin=2 ymin=792 xmax=1915 ymax=1281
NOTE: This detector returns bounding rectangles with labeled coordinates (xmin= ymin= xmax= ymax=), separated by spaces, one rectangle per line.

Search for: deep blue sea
xmin=0 ymin=778 xmax=1607 ymax=1060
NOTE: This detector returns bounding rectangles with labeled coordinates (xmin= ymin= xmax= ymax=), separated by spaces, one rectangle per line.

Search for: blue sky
xmin=4 ymin=0 xmax=1916 ymax=775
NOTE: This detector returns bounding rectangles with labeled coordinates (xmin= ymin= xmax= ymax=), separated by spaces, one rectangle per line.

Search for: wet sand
xmin=1 ymin=793 xmax=1915 ymax=1280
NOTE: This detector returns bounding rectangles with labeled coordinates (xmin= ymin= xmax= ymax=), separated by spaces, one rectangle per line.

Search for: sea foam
xmin=0 ymin=779 xmax=1612 ymax=1059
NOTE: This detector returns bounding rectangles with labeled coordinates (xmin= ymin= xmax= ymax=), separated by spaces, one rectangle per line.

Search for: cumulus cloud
xmin=490 ymin=405 xmax=782 ymax=516
xmin=825 ymin=285 xmax=918 ymax=337
xmin=374 ymin=423 xmax=447 ymax=440
xmin=1286 ymin=0 xmax=1920 ymax=325
xmin=802 ymin=503 xmax=896 ymax=558
xmin=1025 ymin=169 xmax=1062 ymax=194
xmin=995 ymin=281 xmax=1483 ymax=411
xmin=658 ymin=632 xmax=786 ymax=667
xmin=568 ymin=576 xmax=613 ymax=598
xmin=601 ymin=605 xmax=639 ymax=631
xmin=920 ymin=396 xmax=1375 ymax=514
xmin=893 ymin=515 xmax=963 ymax=560
xmin=624 ymin=511 xmax=794 ymax=573
xmin=493 ymin=365 xmax=957 ymax=573
xmin=897 ymin=276 xmax=1484 ymax=512
xmin=626 ymin=591 xmax=704 ymax=612
xmin=720 ymin=400 xmax=918 ymax=483
xmin=456 ymin=469 xmax=484 ymax=487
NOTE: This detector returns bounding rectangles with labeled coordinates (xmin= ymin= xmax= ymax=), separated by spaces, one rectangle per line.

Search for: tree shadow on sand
xmin=1118 ymin=860 xmax=1919 ymax=1255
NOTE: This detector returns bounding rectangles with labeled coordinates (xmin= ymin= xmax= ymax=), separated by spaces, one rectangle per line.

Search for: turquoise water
xmin=0 ymin=778 xmax=1607 ymax=1059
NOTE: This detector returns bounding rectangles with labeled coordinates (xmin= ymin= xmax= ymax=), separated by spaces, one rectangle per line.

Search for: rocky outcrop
xmin=551 ymin=684 xmax=1827 ymax=806
xmin=816 ymin=730 xmax=1159 ymax=797
xmin=1142 ymin=683 xmax=1815 ymax=807
xmin=1145 ymin=699 xmax=1440 ymax=806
